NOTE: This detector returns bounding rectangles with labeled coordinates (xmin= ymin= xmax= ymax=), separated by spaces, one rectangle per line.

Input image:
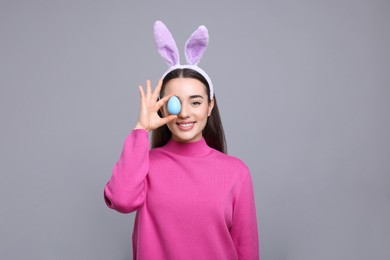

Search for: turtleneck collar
xmin=163 ymin=138 xmax=212 ymax=157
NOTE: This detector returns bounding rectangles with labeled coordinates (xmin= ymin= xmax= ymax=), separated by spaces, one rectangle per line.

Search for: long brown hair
xmin=151 ymin=68 xmax=227 ymax=153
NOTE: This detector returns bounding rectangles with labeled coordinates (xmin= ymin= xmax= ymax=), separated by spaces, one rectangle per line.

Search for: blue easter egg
xmin=167 ymin=96 xmax=181 ymax=115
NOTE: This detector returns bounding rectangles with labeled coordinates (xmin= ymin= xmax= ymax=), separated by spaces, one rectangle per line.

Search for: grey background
xmin=1 ymin=0 xmax=389 ymax=259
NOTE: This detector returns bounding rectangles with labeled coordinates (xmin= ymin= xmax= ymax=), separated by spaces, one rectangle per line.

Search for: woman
xmin=104 ymin=21 xmax=259 ymax=259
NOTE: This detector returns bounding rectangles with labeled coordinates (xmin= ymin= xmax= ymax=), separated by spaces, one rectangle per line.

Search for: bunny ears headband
xmin=154 ymin=21 xmax=214 ymax=100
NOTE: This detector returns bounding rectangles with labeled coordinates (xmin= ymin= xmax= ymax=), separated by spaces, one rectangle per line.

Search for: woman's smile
xmin=176 ymin=121 xmax=196 ymax=131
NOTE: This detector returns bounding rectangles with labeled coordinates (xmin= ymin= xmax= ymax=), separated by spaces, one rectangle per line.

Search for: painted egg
xmin=167 ymin=96 xmax=181 ymax=115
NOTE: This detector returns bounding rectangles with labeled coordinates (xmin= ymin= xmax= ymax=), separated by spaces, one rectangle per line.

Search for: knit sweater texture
xmin=104 ymin=129 xmax=259 ymax=259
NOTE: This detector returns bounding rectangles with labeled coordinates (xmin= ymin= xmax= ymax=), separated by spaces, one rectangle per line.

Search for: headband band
xmin=154 ymin=21 xmax=214 ymax=100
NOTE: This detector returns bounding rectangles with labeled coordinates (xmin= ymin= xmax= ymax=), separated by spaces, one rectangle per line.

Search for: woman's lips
xmin=176 ymin=122 xmax=195 ymax=131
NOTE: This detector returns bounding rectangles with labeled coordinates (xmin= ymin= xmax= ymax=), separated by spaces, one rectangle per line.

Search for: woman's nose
xmin=178 ymin=103 xmax=189 ymax=118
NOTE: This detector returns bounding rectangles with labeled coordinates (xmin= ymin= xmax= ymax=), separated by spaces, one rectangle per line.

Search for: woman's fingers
xmin=152 ymin=79 xmax=163 ymax=101
xmin=135 ymin=79 xmax=175 ymax=131
xmin=155 ymin=93 xmax=174 ymax=110
xmin=160 ymin=114 xmax=177 ymax=125
xmin=146 ymin=80 xmax=152 ymax=99
xmin=138 ymin=85 xmax=145 ymax=102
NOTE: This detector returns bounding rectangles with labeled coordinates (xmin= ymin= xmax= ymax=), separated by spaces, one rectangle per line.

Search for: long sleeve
xmin=230 ymin=168 xmax=260 ymax=260
xmin=104 ymin=129 xmax=149 ymax=214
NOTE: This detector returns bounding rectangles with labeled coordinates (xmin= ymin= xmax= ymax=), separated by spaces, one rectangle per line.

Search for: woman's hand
xmin=134 ymin=79 xmax=177 ymax=132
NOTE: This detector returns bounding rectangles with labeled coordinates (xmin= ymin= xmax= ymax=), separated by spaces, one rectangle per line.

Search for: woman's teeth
xmin=179 ymin=123 xmax=194 ymax=127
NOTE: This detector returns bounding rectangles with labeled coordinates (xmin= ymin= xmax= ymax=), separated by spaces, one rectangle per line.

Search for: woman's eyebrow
xmin=189 ymin=95 xmax=204 ymax=99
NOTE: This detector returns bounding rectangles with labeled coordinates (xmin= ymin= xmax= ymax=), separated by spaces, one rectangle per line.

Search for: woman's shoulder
xmin=210 ymin=149 xmax=250 ymax=173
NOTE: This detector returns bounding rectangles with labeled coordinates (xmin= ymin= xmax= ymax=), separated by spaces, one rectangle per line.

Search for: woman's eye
xmin=192 ymin=101 xmax=201 ymax=106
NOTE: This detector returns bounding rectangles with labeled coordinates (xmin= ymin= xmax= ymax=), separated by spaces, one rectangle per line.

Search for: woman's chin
xmin=171 ymin=132 xmax=202 ymax=143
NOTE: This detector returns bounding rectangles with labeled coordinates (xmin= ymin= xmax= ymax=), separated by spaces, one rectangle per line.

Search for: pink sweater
xmin=104 ymin=129 xmax=259 ymax=259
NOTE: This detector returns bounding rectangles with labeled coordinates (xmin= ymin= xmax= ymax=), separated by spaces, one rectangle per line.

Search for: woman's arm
xmin=230 ymin=169 xmax=260 ymax=259
xmin=104 ymin=80 xmax=177 ymax=214
xmin=104 ymin=129 xmax=149 ymax=214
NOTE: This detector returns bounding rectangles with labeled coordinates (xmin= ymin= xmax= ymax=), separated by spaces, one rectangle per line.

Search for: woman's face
xmin=162 ymin=77 xmax=214 ymax=143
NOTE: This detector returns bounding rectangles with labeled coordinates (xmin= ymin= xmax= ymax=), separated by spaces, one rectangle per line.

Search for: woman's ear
xmin=208 ymin=99 xmax=215 ymax=116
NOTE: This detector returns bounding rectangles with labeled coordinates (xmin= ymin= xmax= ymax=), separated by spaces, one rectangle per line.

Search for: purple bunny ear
xmin=184 ymin=25 xmax=209 ymax=65
xmin=154 ymin=21 xmax=180 ymax=66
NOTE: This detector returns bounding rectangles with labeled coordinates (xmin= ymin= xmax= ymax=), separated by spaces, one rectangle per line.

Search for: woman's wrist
xmin=134 ymin=122 xmax=149 ymax=132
